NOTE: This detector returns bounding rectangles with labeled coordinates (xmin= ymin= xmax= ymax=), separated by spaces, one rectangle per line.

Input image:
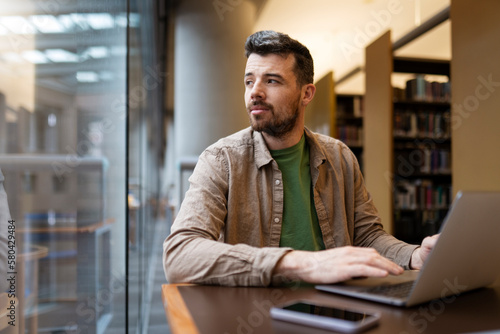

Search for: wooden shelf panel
xmin=393 ymin=57 xmax=450 ymax=76
xmin=393 ymin=100 xmax=450 ymax=108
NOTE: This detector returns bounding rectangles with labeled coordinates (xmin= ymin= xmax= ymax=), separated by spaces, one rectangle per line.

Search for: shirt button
xmin=275 ymin=179 xmax=281 ymax=185
xmin=274 ymin=218 xmax=280 ymax=223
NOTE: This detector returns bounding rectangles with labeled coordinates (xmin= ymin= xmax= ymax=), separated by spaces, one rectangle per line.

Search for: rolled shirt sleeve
xmin=348 ymin=149 xmax=419 ymax=269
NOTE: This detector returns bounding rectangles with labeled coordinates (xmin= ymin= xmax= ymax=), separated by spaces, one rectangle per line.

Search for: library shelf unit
xmin=392 ymin=58 xmax=452 ymax=243
xmin=364 ymin=30 xmax=452 ymax=242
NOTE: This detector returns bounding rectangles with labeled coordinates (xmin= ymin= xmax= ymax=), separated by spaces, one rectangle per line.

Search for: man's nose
xmin=250 ymin=80 xmax=265 ymax=100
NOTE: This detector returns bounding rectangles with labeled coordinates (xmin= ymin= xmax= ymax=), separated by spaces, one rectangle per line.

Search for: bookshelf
xmin=336 ymin=94 xmax=364 ymax=171
xmin=364 ymin=31 xmax=453 ymax=242
xmin=391 ymin=58 xmax=452 ymax=243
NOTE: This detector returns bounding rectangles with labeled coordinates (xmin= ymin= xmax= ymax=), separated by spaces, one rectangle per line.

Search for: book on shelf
xmin=336 ymin=125 xmax=363 ymax=147
xmin=353 ymin=96 xmax=363 ymax=118
xmin=337 ymin=95 xmax=364 ymax=118
xmin=420 ymin=148 xmax=451 ymax=174
xmin=394 ymin=110 xmax=451 ymax=139
xmin=394 ymin=179 xmax=451 ymax=211
xmin=395 ymin=148 xmax=451 ymax=175
xmin=393 ymin=75 xmax=451 ymax=103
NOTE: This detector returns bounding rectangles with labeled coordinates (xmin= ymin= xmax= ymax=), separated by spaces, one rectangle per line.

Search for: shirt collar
xmin=304 ymin=127 xmax=328 ymax=168
xmin=252 ymin=127 xmax=327 ymax=169
xmin=252 ymin=130 xmax=274 ymax=168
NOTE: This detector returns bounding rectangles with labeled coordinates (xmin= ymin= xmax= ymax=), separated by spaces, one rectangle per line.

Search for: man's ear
xmin=302 ymin=83 xmax=316 ymax=106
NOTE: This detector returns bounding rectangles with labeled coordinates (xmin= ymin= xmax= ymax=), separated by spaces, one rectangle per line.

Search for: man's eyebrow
xmin=244 ymin=72 xmax=285 ymax=80
xmin=264 ymin=73 xmax=285 ymax=80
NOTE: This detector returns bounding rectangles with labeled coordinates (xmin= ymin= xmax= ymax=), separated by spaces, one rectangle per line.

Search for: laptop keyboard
xmin=364 ymin=280 xmax=415 ymax=298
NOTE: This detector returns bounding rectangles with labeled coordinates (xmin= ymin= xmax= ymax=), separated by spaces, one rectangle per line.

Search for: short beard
xmin=260 ymin=110 xmax=299 ymax=139
xmin=247 ymin=97 xmax=301 ymax=139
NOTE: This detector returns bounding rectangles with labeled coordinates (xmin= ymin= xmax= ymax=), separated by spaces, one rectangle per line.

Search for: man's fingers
xmin=422 ymin=234 xmax=439 ymax=249
xmin=339 ymin=247 xmax=404 ymax=275
xmin=366 ymin=256 xmax=403 ymax=276
xmin=346 ymin=264 xmax=389 ymax=278
xmin=276 ymin=247 xmax=404 ymax=284
xmin=379 ymin=256 xmax=404 ymax=275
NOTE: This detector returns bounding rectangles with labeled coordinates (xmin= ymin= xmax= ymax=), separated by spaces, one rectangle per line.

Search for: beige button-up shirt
xmin=163 ymin=127 xmax=418 ymax=286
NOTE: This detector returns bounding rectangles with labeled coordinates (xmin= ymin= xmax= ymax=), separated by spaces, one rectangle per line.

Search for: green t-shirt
xmin=270 ymin=135 xmax=325 ymax=251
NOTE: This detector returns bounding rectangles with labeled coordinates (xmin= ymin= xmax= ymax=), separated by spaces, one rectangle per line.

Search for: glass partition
xmin=0 ymin=0 xmax=167 ymax=332
xmin=127 ymin=0 xmax=169 ymax=332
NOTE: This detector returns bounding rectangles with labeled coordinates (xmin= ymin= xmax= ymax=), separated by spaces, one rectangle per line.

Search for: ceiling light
xmin=29 ymin=15 xmax=65 ymax=33
xmin=86 ymin=13 xmax=114 ymax=30
xmin=70 ymin=13 xmax=89 ymax=30
xmin=45 ymin=49 xmax=79 ymax=63
xmin=76 ymin=71 xmax=99 ymax=83
xmin=21 ymin=50 xmax=48 ymax=64
xmin=0 ymin=16 xmax=37 ymax=34
xmin=114 ymin=13 xmax=139 ymax=28
xmin=84 ymin=46 xmax=109 ymax=59
xmin=58 ymin=15 xmax=76 ymax=30
xmin=115 ymin=14 xmax=128 ymax=28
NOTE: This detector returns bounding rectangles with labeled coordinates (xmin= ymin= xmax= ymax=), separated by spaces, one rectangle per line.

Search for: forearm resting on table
xmin=164 ymin=234 xmax=293 ymax=286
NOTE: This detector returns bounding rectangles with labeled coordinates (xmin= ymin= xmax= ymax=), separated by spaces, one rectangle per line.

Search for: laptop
xmin=316 ymin=191 xmax=500 ymax=307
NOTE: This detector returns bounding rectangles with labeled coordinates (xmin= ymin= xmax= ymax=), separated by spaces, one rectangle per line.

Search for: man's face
xmin=244 ymin=53 xmax=303 ymax=139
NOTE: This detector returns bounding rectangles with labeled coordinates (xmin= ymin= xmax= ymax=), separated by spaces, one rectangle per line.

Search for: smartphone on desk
xmin=270 ymin=301 xmax=380 ymax=333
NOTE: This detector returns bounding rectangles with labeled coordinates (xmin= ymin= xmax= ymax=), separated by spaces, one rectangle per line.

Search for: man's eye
xmin=245 ymin=80 xmax=253 ymax=86
xmin=267 ymin=79 xmax=279 ymax=84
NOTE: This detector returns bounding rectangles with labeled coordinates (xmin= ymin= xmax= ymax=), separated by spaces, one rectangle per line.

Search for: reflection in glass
xmin=0 ymin=0 xmax=130 ymax=332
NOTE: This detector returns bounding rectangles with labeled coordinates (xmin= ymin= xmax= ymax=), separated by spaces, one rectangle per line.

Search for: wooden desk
xmin=162 ymin=280 xmax=500 ymax=334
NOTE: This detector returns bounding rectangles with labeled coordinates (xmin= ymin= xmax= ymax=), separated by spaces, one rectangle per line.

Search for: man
xmin=163 ymin=30 xmax=437 ymax=286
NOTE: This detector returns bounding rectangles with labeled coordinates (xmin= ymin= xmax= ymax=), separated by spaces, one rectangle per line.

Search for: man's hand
xmin=410 ymin=234 xmax=440 ymax=270
xmin=274 ymin=246 xmax=404 ymax=284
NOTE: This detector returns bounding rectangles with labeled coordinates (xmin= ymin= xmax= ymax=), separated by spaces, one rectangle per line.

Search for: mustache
xmin=247 ymin=101 xmax=274 ymax=111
